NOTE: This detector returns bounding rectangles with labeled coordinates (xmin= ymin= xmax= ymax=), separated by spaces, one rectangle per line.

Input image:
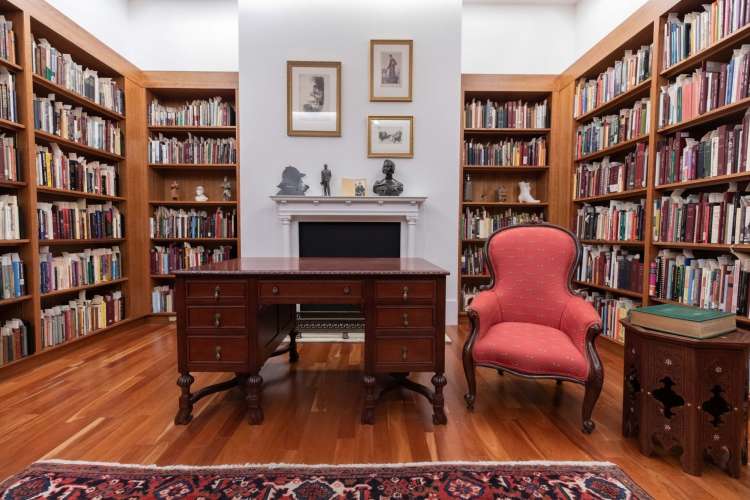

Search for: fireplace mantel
xmin=270 ymin=195 xmax=427 ymax=258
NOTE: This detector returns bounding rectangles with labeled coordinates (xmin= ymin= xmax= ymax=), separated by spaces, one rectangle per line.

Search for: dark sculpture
xmin=321 ymin=164 xmax=332 ymax=196
xmin=372 ymin=159 xmax=403 ymax=196
xmin=277 ymin=166 xmax=309 ymax=195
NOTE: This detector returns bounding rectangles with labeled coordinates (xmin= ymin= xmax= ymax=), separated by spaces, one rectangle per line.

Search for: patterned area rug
xmin=0 ymin=460 xmax=651 ymax=499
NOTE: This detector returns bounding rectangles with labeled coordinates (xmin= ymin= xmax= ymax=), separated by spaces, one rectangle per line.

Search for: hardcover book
xmin=629 ymin=303 xmax=736 ymax=338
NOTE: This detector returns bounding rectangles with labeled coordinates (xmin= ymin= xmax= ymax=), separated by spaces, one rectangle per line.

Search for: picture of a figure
xmin=354 ymin=181 xmax=366 ymax=197
xmin=377 ymin=128 xmax=403 ymax=144
xmin=370 ymin=40 xmax=412 ymax=102
xmin=301 ymin=75 xmax=326 ymax=112
xmin=287 ymin=61 xmax=340 ymax=136
xmin=381 ymin=52 xmax=401 ymax=86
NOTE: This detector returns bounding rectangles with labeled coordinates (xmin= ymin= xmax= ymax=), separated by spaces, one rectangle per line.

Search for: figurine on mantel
xmin=372 ymin=159 xmax=403 ymax=196
xmin=277 ymin=165 xmax=309 ymax=195
xmin=170 ymin=181 xmax=180 ymax=201
xmin=222 ymin=176 xmax=232 ymax=200
xmin=195 ymin=185 xmax=208 ymax=202
xmin=355 ymin=181 xmax=366 ymax=197
xmin=321 ymin=164 xmax=332 ymax=196
xmin=518 ymin=181 xmax=540 ymax=203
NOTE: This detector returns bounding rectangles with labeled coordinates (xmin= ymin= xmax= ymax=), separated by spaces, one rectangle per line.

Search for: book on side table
xmin=629 ymin=304 xmax=736 ymax=339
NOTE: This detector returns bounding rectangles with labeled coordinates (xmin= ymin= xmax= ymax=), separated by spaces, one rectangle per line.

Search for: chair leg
xmin=582 ymin=376 xmax=602 ymax=434
xmin=462 ymin=348 xmax=476 ymax=411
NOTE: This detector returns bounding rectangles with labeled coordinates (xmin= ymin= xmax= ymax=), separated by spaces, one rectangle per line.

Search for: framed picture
xmin=370 ymin=40 xmax=412 ymax=102
xmin=368 ymin=115 xmax=413 ymax=158
xmin=287 ymin=61 xmax=341 ymax=137
xmin=341 ymin=178 xmax=369 ymax=197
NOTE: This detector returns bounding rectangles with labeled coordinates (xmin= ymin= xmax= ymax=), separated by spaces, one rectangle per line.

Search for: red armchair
xmin=462 ymin=223 xmax=604 ymax=433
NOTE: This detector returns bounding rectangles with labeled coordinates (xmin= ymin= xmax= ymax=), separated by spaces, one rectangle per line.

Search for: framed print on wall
xmin=369 ymin=40 xmax=412 ymax=102
xmin=368 ymin=115 xmax=413 ymax=158
xmin=287 ymin=60 xmax=341 ymax=137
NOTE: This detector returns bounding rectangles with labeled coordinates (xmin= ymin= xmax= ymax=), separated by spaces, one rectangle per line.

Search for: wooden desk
xmin=173 ymin=257 xmax=449 ymax=425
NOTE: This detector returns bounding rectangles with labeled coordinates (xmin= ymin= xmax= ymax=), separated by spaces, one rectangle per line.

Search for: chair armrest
xmin=559 ymin=295 xmax=602 ymax=355
xmin=466 ymin=290 xmax=502 ymax=341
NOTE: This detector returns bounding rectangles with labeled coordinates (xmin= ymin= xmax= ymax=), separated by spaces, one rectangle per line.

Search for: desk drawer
xmin=376 ymin=306 xmax=434 ymax=329
xmin=186 ymin=305 xmax=246 ymax=329
xmin=187 ymin=336 xmax=247 ymax=367
xmin=259 ymin=280 xmax=362 ymax=301
xmin=375 ymin=281 xmax=435 ymax=302
xmin=185 ymin=280 xmax=246 ymax=302
xmin=375 ymin=337 xmax=434 ymax=369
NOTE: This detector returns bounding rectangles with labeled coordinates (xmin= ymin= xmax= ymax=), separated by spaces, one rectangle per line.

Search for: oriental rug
xmin=0 ymin=459 xmax=652 ymax=499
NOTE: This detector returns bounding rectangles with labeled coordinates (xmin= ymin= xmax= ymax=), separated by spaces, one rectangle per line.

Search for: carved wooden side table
xmin=620 ymin=320 xmax=750 ymax=477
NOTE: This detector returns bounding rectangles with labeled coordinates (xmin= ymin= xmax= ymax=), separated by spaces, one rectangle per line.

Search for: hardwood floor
xmin=0 ymin=320 xmax=748 ymax=498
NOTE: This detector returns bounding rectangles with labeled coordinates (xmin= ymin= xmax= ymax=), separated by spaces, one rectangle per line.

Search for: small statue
xmin=222 ymin=176 xmax=232 ymax=200
xmin=495 ymin=185 xmax=507 ymax=202
xmin=372 ymin=159 xmax=403 ymax=196
xmin=321 ymin=164 xmax=332 ymax=196
xmin=518 ymin=181 xmax=540 ymax=203
xmin=277 ymin=165 xmax=309 ymax=196
xmin=463 ymin=174 xmax=473 ymax=202
xmin=195 ymin=185 xmax=208 ymax=202
xmin=170 ymin=181 xmax=179 ymax=201
xmin=355 ymin=181 xmax=366 ymax=197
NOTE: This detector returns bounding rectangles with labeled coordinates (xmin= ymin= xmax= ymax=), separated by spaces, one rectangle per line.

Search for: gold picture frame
xmin=368 ymin=115 xmax=414 ymax=158
xmin=287 ymin=60 xmax=341 ymax=137
xmin=369 ymin=40 xmax=413 ymax=102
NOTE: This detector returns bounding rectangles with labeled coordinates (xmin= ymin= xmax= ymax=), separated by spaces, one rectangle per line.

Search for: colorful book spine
xmin=578 ymin=245 xmax=644 ymax=293
xmin=0 ymin=318 xmax=30 ymax=366
xmin=464 ymin=99 xmax=548 ymax=129
xmin=39 ymin=245 xmax=121 ymax=294
xmin=149 ymin=206 xmax=237 ymax=239
xmin=0 ymin=194 xmax=20 ymax=239
xmin=36 ymin=142 xmax=118 ymax=195
xmin=0 ymin=16 xmax=16 ymax=64
xmin=573 ymin=148 xmax=648 ymax=199
xmin=461 ymin=247 xmax=488 ymax=276
xmin=0 ymin=134 xmax=19 ymax=182
xmin=152 ymin=285 xmax=174 ymax=314
xmin=148 ymin=97 xmax=234 ymax=127
xmin=575 ymin=200 xmax=645 ymax=242
xmin=579 ymin=290 xmax=636 ymax=343
xmin=460 ymin=207 xmax=544 ymax=240
xmin=0 ymin=251 xmax=24 ymax=299
xmin=575 ymin=98 xmax=650 ymax=158
xmin=150 ymin=243 xmax=232 ymax=274
xmin=40 ymin=289 xmax=124 ymax=348
xmin=463 ymin=137 xmax=547 ymax=166
xmin=0 ymin=67 xmax=17 ymax=122
xmin=148 ymin=134 xmax=237 ymax=164
xmin=36 ymin=199 xmax=122 ymax=240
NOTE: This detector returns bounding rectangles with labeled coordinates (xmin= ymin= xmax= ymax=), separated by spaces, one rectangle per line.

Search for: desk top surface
xmin=175 ymin=257 xmax=450 ymax=276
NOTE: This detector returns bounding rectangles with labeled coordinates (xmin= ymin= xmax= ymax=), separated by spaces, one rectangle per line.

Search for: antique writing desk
xmin=173 ymin=257 xmax=449 ymax=425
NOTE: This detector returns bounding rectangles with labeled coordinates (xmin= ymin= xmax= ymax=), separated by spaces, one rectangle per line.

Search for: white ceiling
xmin=464 ymin=0 xmax=579 ymax=4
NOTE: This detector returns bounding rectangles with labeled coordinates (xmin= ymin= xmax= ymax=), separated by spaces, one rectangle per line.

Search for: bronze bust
xmin=373 ymin=159 xmax=403 ymax=196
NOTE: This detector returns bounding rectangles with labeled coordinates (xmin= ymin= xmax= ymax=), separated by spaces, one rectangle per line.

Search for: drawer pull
xmin=402 ymin=312 xmax=409 ymax=327
xmin=272 ymin=286 xmax=279 ymax=295
xmin=215 ymin=345 xmax=222 ymax=361
xmin=343 ymin=286 xmax=351 ymax=295
xmin=402 ymin=286 xmax=409 ymax=301
xmin=401 ymin=346 xmax=408 ymax=361
xmin=214 ymin=285 xmax=221 ymax=300
xmin=214 ymin=313 xmax=221 ymax=327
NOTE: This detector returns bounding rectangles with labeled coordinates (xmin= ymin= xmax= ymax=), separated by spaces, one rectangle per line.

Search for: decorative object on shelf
xmin=463 ymin=174 xmax=473 ymax=202
xmin=495 ymin=186 xmax=508 ymax=202
xmin=517 ymin=181 xmax=540 ymax=203
xmin=369 ymin=39 xmax=413 ymax=102
xmin=277 ymin=166 xmax=309 ymax=195
xmin=222 ymin=177 xmax=232 ymax=200
xmin=287 ymin=61 xmax=341 ymax=137
xmin=368 ymin=115 xmax=414 ymax=158
xmin=340 ymin=178 xmax=368 ymax=197
xmin=373 ymin=159 xmax=403 ymax=196
xmin=194 ymin=185 xmax=209 ymax=202
xmin=170 ymin=181 xmax=179 ymax=201
xmin=320 ymin=164 xmax=332 ymax=196
xmin=355 ymin=182 xmax=366 ymax=197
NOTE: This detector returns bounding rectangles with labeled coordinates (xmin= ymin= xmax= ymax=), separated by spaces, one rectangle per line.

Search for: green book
xmin=629 ymin=304 xmax=736 ymax=339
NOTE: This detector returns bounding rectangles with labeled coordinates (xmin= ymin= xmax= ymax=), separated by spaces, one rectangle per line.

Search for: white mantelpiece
xmin=270 ymin=196 xmax=427 ymax=258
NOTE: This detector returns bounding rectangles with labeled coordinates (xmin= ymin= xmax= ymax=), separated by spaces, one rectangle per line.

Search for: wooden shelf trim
xmin=150 ymin=237 xmax=238 ymax=243
xmin=148 ymin=200 xmax=238 ymax=207
xmin=572 ymin=280 xmax=643 ymax=299
xmin=575 ymin=134 xmax=649 ymax=163
xmin=32 ymin=74 xmax=125 ymax=121
xmin=0 ymin=294 xmax=33 ymax=306
xmin=36 ymin=186 xmax=125 ymax=202
xmin=657 ymin=95 xmax=750 ymax=135
xmin=580 ymin=239 xmax=644 ymax=246
xmin=41 ymin=277 xmax=129 ymax=299
xmin=35 ymin=130 xmax=124 ymax=162
xmin=463 ymin=127 xmax=550 ymax=136
xmin=148 ymin=163 xmax=237 ymax=171
xmin=573 ymin=79 xmax=652 ymax=123
xmin=462 ymin=201 xmax=548 ymax=207
xmin=573 ymin=188 xmax=647 ymax=204
xmin=661 ymin=23 xmax=750 ymax=79
xmin=148 ymin=125 xmax=236 ymax=133
xmin=0 ymin=239 xmax=30 ymax=246
xmin=654 ymin=171 xmax=750 ymax=191
xmin=652 ymin=241 xmax=750 ymax=251
xmin=0 ymin=117 xmax=24 ymax=131
xmin=462 ymin=165 xmax=549 ymax=173
xmin=150 ymin=274 xmax=176 ymax=279
xmin=0 ymin=56 xmax=22 ymax=72
xmin=0 ymin=180 xmax=27 ymax=189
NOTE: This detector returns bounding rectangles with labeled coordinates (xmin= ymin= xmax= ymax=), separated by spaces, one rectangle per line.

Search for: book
xmin=152 ymin=285 xmax=174 ymax=313
xmin=150 ymin=243 xmax=231 ymax=274
xmin=0 ymin=318 xmax=30 ymax=366
xmin=41 ymin=289 xmax=124 ymax=348
xmin=573 ymin=148 xmax=648 ymax=199
xmin=578 ymin=245 xmax=643 ymax=293
xmin=575 ymin=98 xmax=650 ymax=158
xmin=0 ymin=67 xmax=17 ymax=123
xmin=148 ymin=97 xmax=234 ymax=127
xmin=0 ymin=16 xmax=16 ymax=64
xmin=39 ymin=245 xmax=121 ymax=293
xmin=580 ymin=289 xmax=637 ymax=343
xmin=629 ymin=303 xmax=736 ymax=338
xmin=37 ymin=199 xmax=122 ymax=240
xmin=150 ymin=206 xmax=237 ymax=239
xmin=0 ymin=194 xmax=19 ymax=239
xmin=0 ymin=251 xmax=24 ymax=298
xmin=460 ymin=207 xmax=544 ymax=240
xmin=0 ymin=134 xmax=19 ymax=182
xmin=575 ymin=199 xmax=645 ymax=242
xmin=36 ymin=143 xmax=118 ymax=195
xmin=463 ymin=137 xmax=546 ymax=166
xmin=464 ymin=98 xmax=548 ymax=129
xmin=461 ymin=246 xmax=488 ymax=276
xmin=148 ymin=133 xmax=236 ymax=164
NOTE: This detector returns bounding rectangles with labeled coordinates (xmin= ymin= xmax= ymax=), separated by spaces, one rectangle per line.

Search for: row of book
xmin=148 ymin=97 xmax=234 ymax=127
xmin=36 ymin=143 xmax=118 ymax=196
xmin=649 ymin=249 xmax=750 ymax=315
xmin=575 ymin=200 xmax=645 ymax=242
xmin=152 ymin=285 xmax=173 ymax=314
xmin=0 ymin=194 xmax=19 ymax=239
xmin=0 ymin=135 xmax=19 ymax=182
xmin=150 ymin=243 xmax=232 ymax=275
xmin=460 ymin=207 xmax=544 ymax=240
xmin=663 ymin=1 xmax=750 ymax=70
xmin=37 ymin=200 xmax=122 ymax=240
xmin=0 ymin=68 xmax=17 ymax=123
xmin=463 ymin=99 xmax=548 ymax=129
xmin=0 ymin=251 xmax=24 ymax=299
xmin=580 ymin=290 xmax=635 ymax=343
xmin=655 ymin=110 xmax=750 ymax=185
xmin=148 ymin=134 xmax=237 ymax=165
xmin=575 ymin=98 xmax=650 ymax=158
xmin=150 ymin=206 xmax=236 ymax=239
xmin=578 ymin=245 xmax=644 ymax=293
xmin=33 ymin=93 xmax=123 ymax=155
xmin=39 ymin=246 xmax=121 ymax=294
xmin=1 ymin=319 xmax=30 ymax=367
xmin=653 ymin=188 xmax=750 ymax=245
xmin=463 ymin=137 xmax=547 ymax=167
xmin=659 ymin=48 xmax=750 ymax=129
xmin=0 ymin=16 xmax=16 ymax=64
xmin=461 ymin=246 xmax=488 ymax=276
xmin=41 ymin=289 xmax=123 ymax=348
xmin=31 ymin=37 xmax=125 ymax=114
xmin=573 ymin=45 xmax=653 ymax=118
xmin=573 ymin=147 xmax=648 ymax=199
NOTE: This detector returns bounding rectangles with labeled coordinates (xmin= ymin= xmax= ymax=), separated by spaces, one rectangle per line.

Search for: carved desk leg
xmin=361 ymin=374 xmax=376 ymax=425
xmin=246 ymin=373 xmax=264 ymax=425
xmin=432 ymin=373 xmax=447 ymax=425
xmin=175 ymin=372 xmax=194 ymax=425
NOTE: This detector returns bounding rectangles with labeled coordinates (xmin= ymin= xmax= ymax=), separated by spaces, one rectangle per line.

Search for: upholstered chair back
xmin=485 ymin=225 xmax=579 ymax=329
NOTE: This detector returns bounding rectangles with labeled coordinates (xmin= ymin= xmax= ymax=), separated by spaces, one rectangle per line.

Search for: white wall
xmin=462 ymin=2 xmax=576 ymax=74
xmin=239 ymin=0 xmax=462 ymax=324
xmin=574 ymin=0 xmax=651 ymax=56
xmin=45 ymin=0 xmax=131 ymax=60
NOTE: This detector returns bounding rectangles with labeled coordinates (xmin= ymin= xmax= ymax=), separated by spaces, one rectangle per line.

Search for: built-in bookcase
xmin=458 ymin=75 xmax=556 ymax=316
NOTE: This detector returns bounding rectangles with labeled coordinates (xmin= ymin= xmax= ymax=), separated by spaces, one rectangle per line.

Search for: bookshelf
xmin=458 ymin=75 xmax=556 ymax=316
